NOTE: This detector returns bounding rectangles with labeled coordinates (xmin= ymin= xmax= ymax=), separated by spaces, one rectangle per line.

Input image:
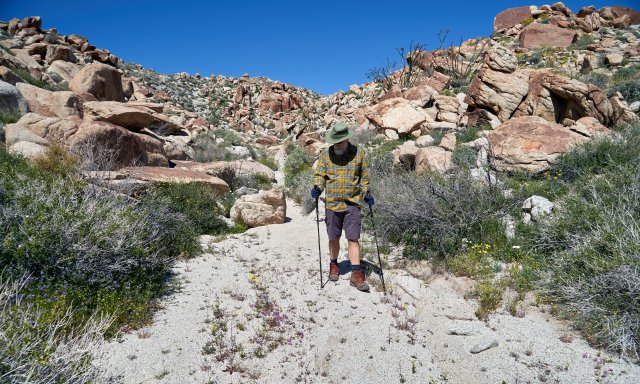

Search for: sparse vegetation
xmin=571 ymin=35 xmax=596 ymax=50
xmin=366 ymin=41 xmax=426 ymax=91
xmin=0 ymin=143 xmax=246 ymax=379
xmin=12 ymin=67 xmax=67 ymax=91
xmin=532 ymin=122 xmax=640 ymax=358
xmin=283 ymin=143 xmax=315 ymax=213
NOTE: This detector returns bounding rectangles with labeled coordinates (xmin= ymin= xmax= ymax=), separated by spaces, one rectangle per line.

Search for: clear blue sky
xmin=1 ymin=1 xmax=637 ymax=94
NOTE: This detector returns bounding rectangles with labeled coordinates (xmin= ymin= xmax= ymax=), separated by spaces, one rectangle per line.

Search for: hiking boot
xmin=350 ymin=270 xmax=370 ymax=292
xmin=329 ymin=262 xmax=339 ymax=281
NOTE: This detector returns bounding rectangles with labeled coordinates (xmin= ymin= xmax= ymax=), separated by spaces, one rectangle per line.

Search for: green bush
xmin=0 ymin=146 xmax=200 ymax=335
xmin=0 ymin=275 xmax=113 ymax=384
xmin=451 ymin=145 xmax=476 ymax=168
xmin=533 ymin=123 xmax=640 ymax=358
xmin=284 ymin=143 xmax=315 ymax=213
xmin=372 ymin=168 xmax=514 ymax=259
xmin=608 ymin=79 xmax=640 ymax=103
xmin=536 ymin=165 xmax=640 ymax=358
xmin=552 ymin=123 xmax=640 ymax=182
xmin=456 ymin=125 xmax=485 ymax=143
xmin=257 ymin=156 xmax=278 ymax=171
xmin=192 ymin=129 xmax=244 ymax=162
xmin=607 ymin=65 xmax=640 ymax=102
xmin=12 ymin=67 xmax=66 ymax=91
xmin=142 ymin=182 xmax=229 ymax=236
xmin=571 ymin=35 xmax=596 ymax=50
xmin=579 ymin=72 xmax=608 ymax=90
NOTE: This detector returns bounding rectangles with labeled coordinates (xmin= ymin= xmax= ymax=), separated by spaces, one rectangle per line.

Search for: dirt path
xmin=100 ymin=200 xmax=640 ymax=384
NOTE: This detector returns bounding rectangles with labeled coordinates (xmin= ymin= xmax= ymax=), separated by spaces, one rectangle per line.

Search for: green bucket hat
xmin=325 ymin=123 xmax=354 ymax=144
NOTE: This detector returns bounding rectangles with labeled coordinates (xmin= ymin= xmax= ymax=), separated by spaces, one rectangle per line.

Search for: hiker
xmin=310 ymin=123 xmax=374 ymax=292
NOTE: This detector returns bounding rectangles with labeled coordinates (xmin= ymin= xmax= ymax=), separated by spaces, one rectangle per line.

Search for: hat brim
xmin=325 ymin=128 xmax=354 ymax=144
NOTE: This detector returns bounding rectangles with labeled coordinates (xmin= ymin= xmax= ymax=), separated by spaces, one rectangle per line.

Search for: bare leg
xmin=328 ymin=238 xmax=340 ymax=260
xmin=347 ymin=240 xmax=360 ymax=266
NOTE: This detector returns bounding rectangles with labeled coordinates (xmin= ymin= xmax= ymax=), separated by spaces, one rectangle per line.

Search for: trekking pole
xmin=316 ymin=197 xmax=324 ymax=289
xmin=368 ymin=204 xmax=387 ymax=295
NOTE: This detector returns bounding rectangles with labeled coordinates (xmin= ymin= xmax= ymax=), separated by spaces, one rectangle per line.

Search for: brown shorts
xmin=325 ymin=203 xmax=362 ymax=241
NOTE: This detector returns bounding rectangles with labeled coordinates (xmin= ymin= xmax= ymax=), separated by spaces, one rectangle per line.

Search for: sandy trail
xmin=100 ymin=200 xmax=640 ymax=384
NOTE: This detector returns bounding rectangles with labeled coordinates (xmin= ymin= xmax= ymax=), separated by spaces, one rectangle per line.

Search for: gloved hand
xmin=310 ymin=186 xmax=322 ymax=199
xmin=364 ymin=193 xmax=374 ymax=206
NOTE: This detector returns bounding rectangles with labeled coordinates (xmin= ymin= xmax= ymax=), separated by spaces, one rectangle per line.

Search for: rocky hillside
xmin=1 ymin=3 xmax=639 ymax=182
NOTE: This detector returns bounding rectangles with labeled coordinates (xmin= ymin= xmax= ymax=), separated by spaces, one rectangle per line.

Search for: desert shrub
xmin=506 ymin=170 xmax=568 ymax=203
xmin=607 ymin=65 xmax=640 ymax=102
xmin=284 ymin=143 xmax=314 ymax=213
xmin=364 ymin=141 xmax=395 ymax=181
xmin=351 ymin=129 xmax=382 ymax=147
xmin=535 ymin=165 xmax=640 ymax=358
xmin=192 ymin=129 xmax=243 ymax=162
xmin=552 ymin=123 xmax=640 ymax=182
xmin=456 ymin=124 xmax=485 ymax=143
xmin=572 ymin=35 xmax=596 ymax=50
xmin=254 ymin=173 xmax=273 ymax=190
xmin=579 ymin=72 xmax=609 ymax=90
xmin=530 ymin=122 xmax=640 ymax=358
xmin=257 ymin=156 xmax=278 ymax=171
xmin=371 ymin=168 xmax=514 ymax=259
xmin=0 ymin=275 xmax=114 ymax=384
xmin=142 ymin=182 xmax=229 ymax=236
xmin=12 ymin=68 xmax=66 ymax=91
xmin=0 ymin=112 xmax=18 ymax=125
xmin=0 ymin=147 xmax=200 ymax=334
xmin=451 ymin=145 xmax=477 ymax=168
xmin=608 ymin=78 xmax=640 ymax=102
xmin=31 ymin=144 xmax=79 ymax=177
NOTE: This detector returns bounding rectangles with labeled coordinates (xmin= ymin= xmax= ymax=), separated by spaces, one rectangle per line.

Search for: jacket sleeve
xmin=313 ymin=151 xmax=327 ymax=191
xmin=360 ymin=152 xmax=369 ymax=194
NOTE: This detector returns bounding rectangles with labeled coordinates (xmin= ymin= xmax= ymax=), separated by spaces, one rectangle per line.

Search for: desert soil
xmin=99 ymin=200 xmax=640 ymax=384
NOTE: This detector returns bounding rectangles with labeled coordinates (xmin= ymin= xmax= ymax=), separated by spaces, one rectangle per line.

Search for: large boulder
xmin=365 ymin=97 xmax=426 ymax=135
xmin=392 ymin=140 xmax=419 ymax=168
xmin=230 ymin=189 xmax=286 ymax=227
xmin=15 ymin=82 xmax=83 ymax=118
xmin=467 ymin=54 xmax=619 ymax=126
xmin=402 ymin=84 xmax=438 ymax=107
xmin=69 ymin=63 xmax=125 ymax=102
xmin=415 ymin=146 xmax=453 ymax=174
xmin=610 ymin=6 xmax=640 ymax=24
xmin=83 ymin=101 xmax=182 ymax=132
xmin=465 ymin=50 xmax=530 ymax=121
xmin=5 ymin=113 xmax=77 ymax=148
xmin=488 ymin=116 xmax=588 ymax=173
xmin=485 ymin=44 xmax=518 ymax=73
xmin=172 ymin=159 xmax=276 ymax=186
xmin=0 ymin=80 xmax=29 ymax=117
xmin=46 ymin=60 xmax=82 ymax=83
xmin=119 ymin=166 xmax=229 ymax=195
xmin=68 ymin=121 xmax=167 ymax=167
xmin=513 ymin=70 xmax=614 ymax=126
xmin=434 ymin=95 xmax=460 ymax=124
xmin=519 ymin=23 xmax=577 ymax=49
xmin=44 ymin=44 xmax=76 ymax=65
xmin=494 ymin=6 xmax=533 ymax=31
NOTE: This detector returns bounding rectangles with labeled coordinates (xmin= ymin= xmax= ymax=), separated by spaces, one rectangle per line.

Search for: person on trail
xmin=310 ymin=122 xmax=374 ymax=292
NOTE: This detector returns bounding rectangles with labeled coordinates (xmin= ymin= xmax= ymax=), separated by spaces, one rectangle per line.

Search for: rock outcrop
xmin=69 ymin=63 xmax=125 ymax=102
xmin=487 ymin=116 xmax=590 ymax=173
xmin=0 ymin=80 xmax=29 ymax=116
xmin=230 ymin=189 xmax=286 ymax=227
